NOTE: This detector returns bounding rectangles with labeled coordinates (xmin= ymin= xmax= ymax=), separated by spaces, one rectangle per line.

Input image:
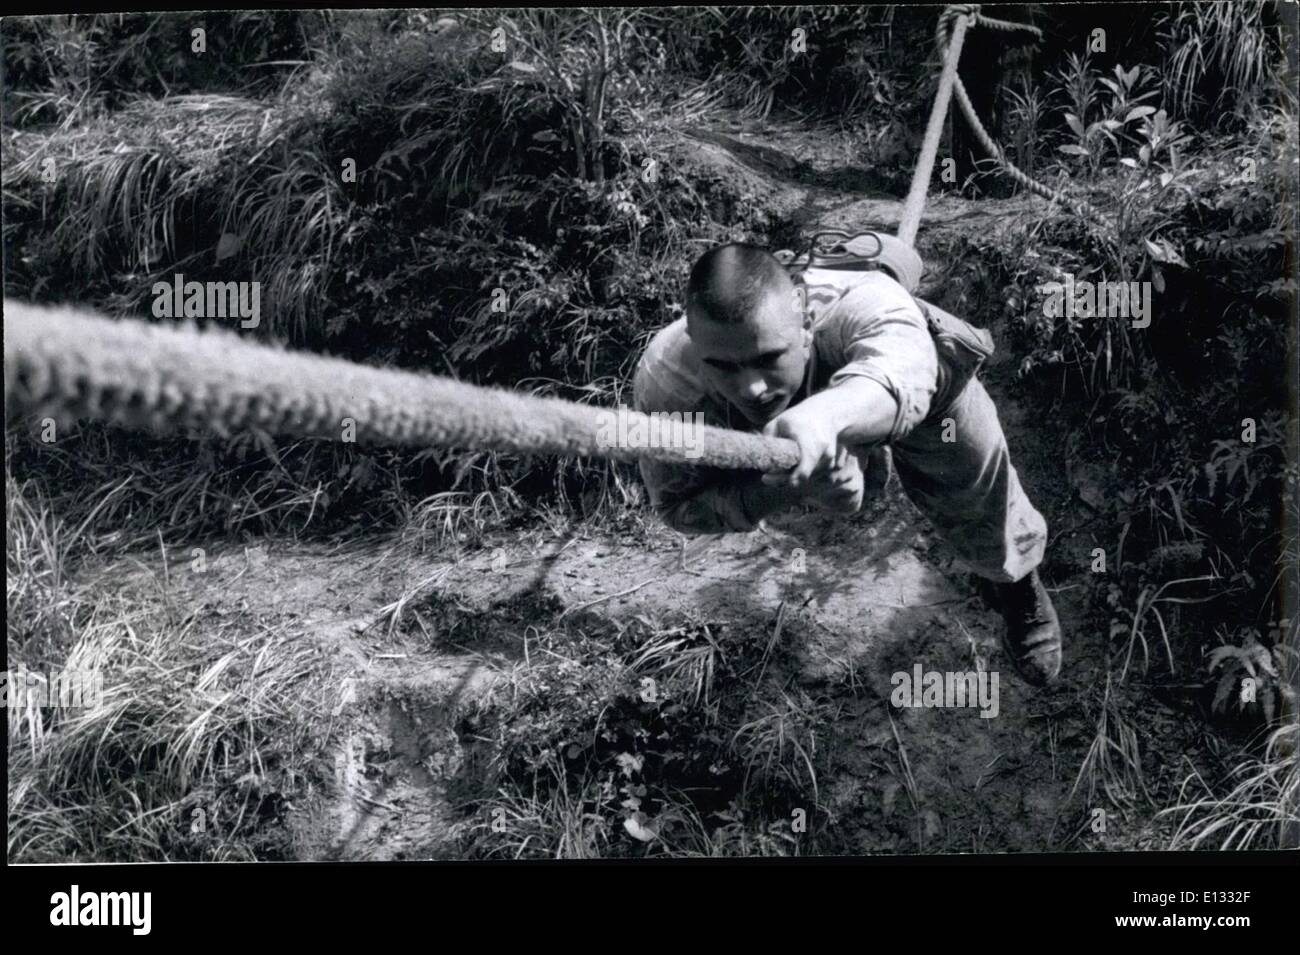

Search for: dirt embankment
xmin=106 ymin=120 xmax=1201 ymax=858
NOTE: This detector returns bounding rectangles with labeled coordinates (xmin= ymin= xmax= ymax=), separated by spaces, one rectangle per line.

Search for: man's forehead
xmin=687 ymin=291 xmax=799 ymax=357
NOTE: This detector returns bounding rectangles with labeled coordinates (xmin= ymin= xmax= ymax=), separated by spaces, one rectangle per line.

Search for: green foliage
xmin=1 ymin=12 xmax=321 ymax=127
xmin=462 ymin=9 xmax=669 ymax=184
xmin=1005 ymin=71 xmax=1049 ymax=183
xmin=460 ymin=607 xmax=824 ymax=858
xmin=667 ymin=5 xmax=927 ymax=124
xmin=948 ymin=86 xmax=1291 ymax=719
xmin=1161 ymin=720 xmax=1299 ymax=850
xmin=4 ymin=425 xmax=421 ymax=550
xmin=6 ymin=457 xmax=337 ymax=861
xmin=1054 ymin=61 xmax=1163 ymax=180
xmin=4 ymin=94 xmax=348 ymax=338
xmin=1156 ymin=0 xmax=1290 ymax=125
xmin=1208 ymin=627 xmax=1295 ymax=726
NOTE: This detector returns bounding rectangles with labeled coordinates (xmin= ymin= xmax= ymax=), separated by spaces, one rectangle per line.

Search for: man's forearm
xmin=647 ymin=379 xmax=896 ymax=536
xmin=803 ymin=377 xmax=899 ymax=445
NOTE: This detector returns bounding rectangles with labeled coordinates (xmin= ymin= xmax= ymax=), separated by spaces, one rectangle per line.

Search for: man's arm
xmin=629 ymin=311 xmax=870 ymax=534
xmin=807 ymin=377 xmax=898 ymax=444
xmin=631 ymin=326 xmax=807 ymax=535
xmin=764 ymin=276 xmax=938 ymax=489
xmin=761 ymin=377 xmax=898 ymax=492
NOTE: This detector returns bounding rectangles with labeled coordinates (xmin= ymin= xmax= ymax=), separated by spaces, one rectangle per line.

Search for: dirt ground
xmin=104 ymin=117 xmax=1205 ymax=858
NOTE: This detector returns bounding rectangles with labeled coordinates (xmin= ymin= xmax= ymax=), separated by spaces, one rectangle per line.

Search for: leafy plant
xmin=1209 ymin=626 xmax=1296 ymax=726
xmin=1065 ymin=104 xmax=1195 ymax=392
xmin=1056 ymin=63 xmax=1161 ymax=179
xmin=1113 ymin=107 xmax=1194 ymax=280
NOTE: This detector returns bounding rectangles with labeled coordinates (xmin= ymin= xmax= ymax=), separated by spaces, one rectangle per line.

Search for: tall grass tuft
xmin=1161 ymin=723 xmax=1300 ymax=850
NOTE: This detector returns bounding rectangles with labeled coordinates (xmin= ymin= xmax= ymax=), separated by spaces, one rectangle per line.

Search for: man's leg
xmin=889 ymin=378 xmax=1062 ymax=685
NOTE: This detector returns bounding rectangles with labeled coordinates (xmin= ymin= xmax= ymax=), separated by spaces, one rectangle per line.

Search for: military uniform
xmin=633 ymin=271 xmax=1047 ymax=584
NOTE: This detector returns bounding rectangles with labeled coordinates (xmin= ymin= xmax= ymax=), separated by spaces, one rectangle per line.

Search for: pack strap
xmin=778 ymin=230 xmax=924 ymax=293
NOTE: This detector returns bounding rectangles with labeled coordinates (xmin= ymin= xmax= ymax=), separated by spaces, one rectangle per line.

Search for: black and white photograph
xmin=3 ymin=1 xmax=1297 ymax=909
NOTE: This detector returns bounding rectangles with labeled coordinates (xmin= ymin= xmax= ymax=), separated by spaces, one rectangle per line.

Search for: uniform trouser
xmin=857 ymin=377 xmax=1047 ymax=584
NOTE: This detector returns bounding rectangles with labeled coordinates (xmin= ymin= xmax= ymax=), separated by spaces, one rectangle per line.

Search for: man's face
xmin=687 ymin=285 xmax=810 ymax=427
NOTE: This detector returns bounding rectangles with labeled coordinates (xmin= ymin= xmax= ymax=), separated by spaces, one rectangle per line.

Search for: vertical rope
xmin=898 ymin=6 xmax=974 ymax=247
xmin=901 ymin=5 xmax=1110 ymax=243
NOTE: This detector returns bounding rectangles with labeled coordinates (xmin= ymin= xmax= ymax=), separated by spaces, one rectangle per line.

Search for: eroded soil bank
xmin=97 ymin=122 xmax=1208 ymax=858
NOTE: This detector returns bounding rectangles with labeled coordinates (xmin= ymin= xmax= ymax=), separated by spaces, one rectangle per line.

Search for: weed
xmin=1161 ymin=723 xmax=1300 ymax=849
xmin=1071 ymin=674 xmax=1150 ymax=812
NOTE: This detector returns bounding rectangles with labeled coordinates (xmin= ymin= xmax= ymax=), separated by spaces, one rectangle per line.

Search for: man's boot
xmin=994 ymin=568 xmax=1062 ymax=687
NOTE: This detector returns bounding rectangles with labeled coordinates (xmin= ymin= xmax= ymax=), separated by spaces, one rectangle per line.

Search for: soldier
xmin=633 ymin=242 xmax=1062 ymax=686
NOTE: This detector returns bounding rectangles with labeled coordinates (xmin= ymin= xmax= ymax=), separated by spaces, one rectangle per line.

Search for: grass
xmin=4 ymin=427 xmax=409 ymax=547
xmin=1070 ymin=675 xmax=1150 ymax=816
xmin=1160 ymin=722 xmax=1300 ymax=850
xmin=1111 ymin=574 xmax=1220 ymax=680
xmin=6 ymin=9 xmax=1296 ymax=861
xmin=467 ymin=754 xmax=616 ymax=860
xmin=451 ymin=598 xmax=836 ymax=858
xmin=399 ymin=486 xmax=525 ymax=556
xmin=1157 ymin=0 xmax=1288 ymax=123
xmin=9 ymin=614 xmax=337 ymax=861
xmin=5 ymin=92 xmax=341 ymax=336
xmin=6 ymin=476 xmax=342 ymax=860
xmin=9 ymin=421 xmax=1296 ymax=859
xmin=731 ymin=689 xmax=828 ymax=804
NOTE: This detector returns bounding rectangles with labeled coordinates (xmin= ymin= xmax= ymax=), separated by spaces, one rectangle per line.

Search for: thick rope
xmin=3 ymin=300 xmax=800 ymax=472
xmin=898 ymin=6 xmax=972 ymax=247
xmin=3 ymin=8 xmax=1107 ymax=475
xmin=935 ymin=4 xmax=1112 ymax=228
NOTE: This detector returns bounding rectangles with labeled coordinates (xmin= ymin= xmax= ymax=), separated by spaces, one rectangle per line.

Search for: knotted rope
xmin=924 ymin=4 xmax=1111 ymax=229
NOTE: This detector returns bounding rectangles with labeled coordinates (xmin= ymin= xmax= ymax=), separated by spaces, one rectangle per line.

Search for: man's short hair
xmin=685 ymin=243 xmax=792 ymax=326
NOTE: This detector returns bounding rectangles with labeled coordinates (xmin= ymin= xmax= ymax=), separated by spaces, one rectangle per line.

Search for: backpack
xmin=775 ymin=229 xmax=923 ymax=296
xmin=774 ymin=229 xmax=997 ymax=409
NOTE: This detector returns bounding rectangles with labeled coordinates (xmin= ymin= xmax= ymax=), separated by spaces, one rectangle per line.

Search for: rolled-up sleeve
xmin=632 ymin=353 xmax=762 ymax=535
xmin=636 ymin=456 xmax=763 ymax=534
xmin=822 ymin=275 xmax=939 ymax=442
